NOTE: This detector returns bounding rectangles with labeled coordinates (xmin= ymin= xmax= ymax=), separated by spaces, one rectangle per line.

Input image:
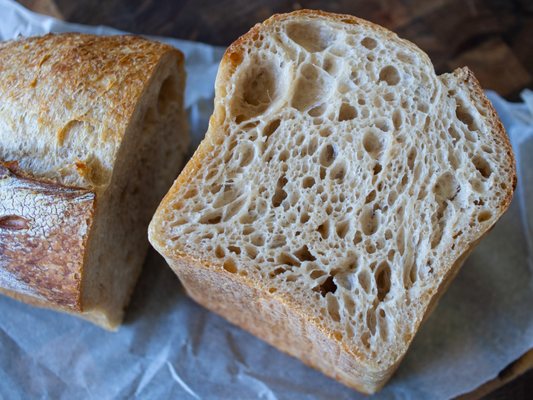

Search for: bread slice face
xmin=0 ymin=34 xmax=188 ymax=329
xmin=149 ymin=10 xmax=515 ymax=393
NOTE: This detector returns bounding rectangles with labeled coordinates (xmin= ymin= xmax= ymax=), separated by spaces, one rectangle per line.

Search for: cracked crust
xmin=1 ymin=33 xmax=187 ymax=328
xmin=0 ymin=163 xmax=95 ymax=311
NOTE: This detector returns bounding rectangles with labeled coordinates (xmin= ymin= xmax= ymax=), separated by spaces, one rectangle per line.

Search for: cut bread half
xmin=149 ymin=10 xmax=516 ymax=393
xmin=0 ymin=34 xmax=188 ymax=329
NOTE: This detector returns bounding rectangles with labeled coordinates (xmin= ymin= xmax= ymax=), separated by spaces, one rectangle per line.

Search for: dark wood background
xmin=19 ymin=0 xmax=533 ymax=100
xmin=16 ymin=0 xmax=533 ymax=398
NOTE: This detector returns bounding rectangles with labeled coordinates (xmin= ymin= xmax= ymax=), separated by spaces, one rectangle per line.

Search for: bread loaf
xmin=0 ymin=33 xmax=188 ymax=329
xmin=149 ymin=10 xmax=516 ymax=393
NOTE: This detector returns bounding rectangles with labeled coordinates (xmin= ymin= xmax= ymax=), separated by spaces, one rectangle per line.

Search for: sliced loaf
xmin=149 ymin=10 xmax=515 ymax=393
xmin=0 ymin=33 xmax=188 ymax=329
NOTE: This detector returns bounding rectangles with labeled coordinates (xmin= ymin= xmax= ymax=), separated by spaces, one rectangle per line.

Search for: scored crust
xmin=0 ymin=33 xmax=188 ymax=327
xmin=0 ymin=163 xmax=95 ymax=311
xmin=149 ymin=9 xmax=516 ymax=393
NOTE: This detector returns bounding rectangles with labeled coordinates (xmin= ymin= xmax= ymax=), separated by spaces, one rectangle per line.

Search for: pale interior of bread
xmin=152 ymin=15 xmax=514 ymax=378
xmin=81 ymin=54 xmax=188 ymax=329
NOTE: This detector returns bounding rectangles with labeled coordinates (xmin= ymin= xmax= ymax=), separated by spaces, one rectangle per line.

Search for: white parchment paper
xmin=0 ymin=1 xmax=531 ymax=398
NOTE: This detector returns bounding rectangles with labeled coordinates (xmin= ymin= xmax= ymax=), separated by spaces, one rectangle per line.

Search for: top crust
xmin=0 ymin=33 xmax=185 ymax=315
xmin=0 ymin=33 xmax=183 ymax=190
xmin=0 ymin=163 xmax=94 ymax=310
xmin=149 ymin=9 xmax=516 ymax=393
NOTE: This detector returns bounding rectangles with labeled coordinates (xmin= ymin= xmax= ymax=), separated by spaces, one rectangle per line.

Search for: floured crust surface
xmin=150 ymin=10 xmax=516 ymax=393
xmin=0 ymin=164 xmax=94 ymax=310
xmin=0 ymin=33 xmax=183 ymax=190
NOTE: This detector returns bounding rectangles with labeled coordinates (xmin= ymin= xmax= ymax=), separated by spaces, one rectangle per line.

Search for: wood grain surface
xmin=14 ymin=0 xmax=533 ymax=398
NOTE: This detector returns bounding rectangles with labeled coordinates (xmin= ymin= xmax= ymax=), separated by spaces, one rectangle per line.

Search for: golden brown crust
xmin=0 ymin=33 xmax=185 ymax=325
xmin=149 ymin=10 xmax=517 ymax=394
xmin=163 ymin=255 xmax=382 ymax=394
xmin=0 ymin=163 xmax=95 ymax=310
xmin=0 ymin=33 xmax=183 ymax=190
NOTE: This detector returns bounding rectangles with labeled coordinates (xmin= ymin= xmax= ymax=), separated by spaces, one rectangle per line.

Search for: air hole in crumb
xmin=336 ymin=220 xmax=350 ymax=238
xmin=303 ymin=176 xmax=315 ymax=188
xmin=224 ymin=198 xmax=246 ymax=221
xmin=330 ymin=161 xmax=347 ymax=182
xmin=373 ymin=163 xmax=382 ymax=175
xmin=245 ymin=245 xmax=258 ymax=259
xmin=270 ymin=266 xmax=286 ymax=277
xmin=404 ymin=262 xmax=418 ymax=288
xmin=215 ymin=245 xmax=225 ymax=258
xmin=397 ymin=52 xmax=414 ymax=64
xmin=375 ymin=118 xmax=391 ymax=132
xmin=308 ymin=104 xmax=327 ymax=117
xmin=251 ymin=233 xmax=265 ymax=246
xmin=236 ymin=142 xmax=255 ymax=168
xmin=481 ymin=145 xmax=493 ymax=154
xmin=354 ymin=230 xmax=363 ymax=245
xmin=365 ymin=241 xmax=376 ymax=254
xmin=358 ymin=270 xmax=372 ymax=294
xmin=295 ymin=245 xmax=316 ymax=262
xmin=367 ymin=309 xmax=377 ymax=335
xmin=434 ymin=172 xmax=459 ymax=199
xmin=319 ymin=127 xmax=332 ymax=137
xmin=472 ymin=155 xmax=492 ymax=178
xmin=339 ymin=103 xmax=357 ymax=121
xmin=278 ymin=252 xmax=300 ymax=267
xmin=478 ymin=210 xmax=492 ymax=222
xmin=300 ymin=212 xmax=310 ymax=223
xmin=387 ymin=190 xmax=397 ymax=206
xmin=199 ymin=210 xmax=222 ymax=224
xmin=263 ymin=119 xmax=281 ymax=139
xmin=363 ymin=130 xmax=382 ymax=158
xmin=310 ymin=270 xmax=326 ymax=279
xmin=379 ymin=66 xmax=400 ymax=86
xmin=320 ymin=167 xmax=326 ymax=180
xmin=365 ymin=190 xmax=376 ymax=204
xmin=384 ymin=92 xmax=395 ymax=102
xmin=320 ymin=144 xmax=336 ymax=167
xmin=232 ymin=59 xmax=279 ymax=121
xmin=361 ymin=207 xmax=379 ymax=235
xmin=323 ymin=55 xmax=339 ymax=75
xmin=223 ymin=259 xmax=238 ymax=273
xmin=326 ymin=294 xmax=340 ymax=321
xmin=362 ymin=332 xmax=371 ymax=348
xmin=292 ymin=63 xmax=333 ymax=111
xmin=184 ymin=188 xmax=198 ymax=199
xmin=228 ymin=245 xmax=241 ymax=255
xmin=361 ymin=37 xmax=377 ymax=50
xmin=317 ymin=275 xmax=338 ymax=298
xmin=378 ymin=315 xmax=388 ymax=340
xmin=317 ymin=220 xmax=330 ymax=239
xmin=392 ymin=110 xmax=403 ymax=130
xmin=272 ymin=175 xmax=288 ymax=207
xmin=278 ymin=150 xmax=289 ymax=162
xmin=286 ymin=21 xmax=336 ymax=52
xmin=456 ymin=101 xmax=478 ymax=131
xmin=375 ymin=261 xmax=391 ymax=301
xmin=407 ymin=147 xmax=416 ymax=170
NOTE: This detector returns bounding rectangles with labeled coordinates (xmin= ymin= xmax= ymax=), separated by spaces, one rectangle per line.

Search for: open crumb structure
xmin=149 ymin=10 xmax=516 ymax=394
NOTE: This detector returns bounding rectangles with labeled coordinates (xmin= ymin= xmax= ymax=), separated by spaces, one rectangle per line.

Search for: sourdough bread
xmin=0 ymin=33 xmax=188 ymax=329
xmin=149 ymin=10 xmax=515 ymax=393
